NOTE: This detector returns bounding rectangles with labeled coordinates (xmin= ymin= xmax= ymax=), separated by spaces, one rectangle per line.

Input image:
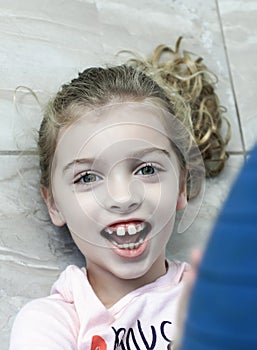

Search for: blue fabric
xmin=180 ymin=145 xmax=257 ymax=350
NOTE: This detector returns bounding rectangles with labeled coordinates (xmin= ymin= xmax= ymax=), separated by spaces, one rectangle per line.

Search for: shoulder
xmin=9 ymin=265 xmax=88 ymax=349
xmin=50 ymin=264 xmax=88 ymax=300
xmin=17 ymin=294 xmax=79 ymax=321
xmin=10 ymin=296 xmax=78 ymax=349
xmin=9 ymin=266 xmax=83 ymax=350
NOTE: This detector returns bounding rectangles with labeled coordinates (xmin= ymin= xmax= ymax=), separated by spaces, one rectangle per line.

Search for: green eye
xmin=136 ymin=164 xmax=156 ymax=176
xmin=82 ymin=173 xmax=97 ymax=183
xmin=75 ymin=172 xmax=101 ymax=184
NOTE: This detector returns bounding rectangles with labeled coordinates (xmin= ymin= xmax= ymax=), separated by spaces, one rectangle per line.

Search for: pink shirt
xmin=10 ymin=260 xmax=188 ymax=349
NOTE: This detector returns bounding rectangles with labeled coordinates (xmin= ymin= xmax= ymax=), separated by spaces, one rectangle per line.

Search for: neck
xmin=87 ymin=255 xmax=167 ymax=309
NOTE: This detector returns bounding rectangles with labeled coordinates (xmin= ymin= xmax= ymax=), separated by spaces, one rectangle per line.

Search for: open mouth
xmin=101 ymin=220 xmax=151 ymax=250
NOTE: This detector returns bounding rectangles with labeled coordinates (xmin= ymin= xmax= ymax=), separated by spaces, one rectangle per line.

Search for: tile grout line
xmin=0 ymin=150 xmax=38 ymax=155
xmin=215 ymin=0 xmax=247 ymax=159
xmin=228 ymin=151 xmax=248 ymax=156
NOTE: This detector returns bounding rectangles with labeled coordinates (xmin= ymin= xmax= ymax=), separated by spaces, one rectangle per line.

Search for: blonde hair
xmin=125 ymin=37 xmax=230 ymax=176
xmin=38 ymin=37 xmax=230 ymax=199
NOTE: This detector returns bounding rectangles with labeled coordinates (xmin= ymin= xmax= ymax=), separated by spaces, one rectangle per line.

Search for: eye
xmin=74 ymin=172 xmax=102 ymax=184
xmin=135 ymin=163 xmax=157 ymax=176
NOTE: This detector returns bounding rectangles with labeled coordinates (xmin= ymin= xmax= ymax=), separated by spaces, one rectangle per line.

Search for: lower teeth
xmin=113 ymin=238 xmax=144 ymax=250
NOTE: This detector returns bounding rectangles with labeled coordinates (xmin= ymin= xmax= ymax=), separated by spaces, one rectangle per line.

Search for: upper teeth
xmin=105 ymin=222 xmax=145 ymax=236
xmin=105 ymin=228 xmax=113 ymax=234
xmin=128 ymin=224 xmax=137 ymax=235
xmin=117 ymin=226 xmax=126 ymax=236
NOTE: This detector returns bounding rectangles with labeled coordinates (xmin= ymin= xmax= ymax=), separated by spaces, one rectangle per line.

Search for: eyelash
xmin=74 ymin=163 xmax=160 ymax=185
xmin=74 ymin=172 xmax=102 ymax=185
xmin=135 ymin=163 xmax=158 ymax=176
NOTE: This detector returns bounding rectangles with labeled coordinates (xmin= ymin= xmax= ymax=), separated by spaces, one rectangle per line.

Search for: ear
xmin=41 ymin=186 xmax=66 ymax=227
xmin=176 ymin=190 xmax=187 ymax=210
xmin=176 ymin=169 xmax=188 ymax=210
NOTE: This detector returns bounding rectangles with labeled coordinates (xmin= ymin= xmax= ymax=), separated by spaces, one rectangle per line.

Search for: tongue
xmin=110 ymin=232 xmax=142 ymax=245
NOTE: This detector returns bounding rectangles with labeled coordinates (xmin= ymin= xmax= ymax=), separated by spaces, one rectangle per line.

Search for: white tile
xmin=0 ymin=0 xmax=242 ymax=152
xmin=0 ymin=0 xmax=104 ymax=90
xmin=0 ymin=90 xmax=43 ymax=151
xmin=218 ymin=0 xmax=257 ymax=151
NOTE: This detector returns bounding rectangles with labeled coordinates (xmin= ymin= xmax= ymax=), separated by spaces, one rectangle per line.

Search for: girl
xmin=9 ymin=38 xmax=229 ymax=349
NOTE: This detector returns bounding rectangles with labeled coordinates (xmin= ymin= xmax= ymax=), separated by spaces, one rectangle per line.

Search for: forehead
xmin=55 ymin=102 xmax=173 ymax=164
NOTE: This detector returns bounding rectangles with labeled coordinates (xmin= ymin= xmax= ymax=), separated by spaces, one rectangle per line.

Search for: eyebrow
xmin=128 ymin=147 xmax=171 ymax=159
xmin=63 ymin=158 xmax=95 ymax=174
xmin=63 ymin=147 xmax=170 ymax=174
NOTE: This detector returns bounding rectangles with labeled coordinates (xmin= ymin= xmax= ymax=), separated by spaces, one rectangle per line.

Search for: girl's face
xmin=45 ymin=102 xmax=187 ymax=281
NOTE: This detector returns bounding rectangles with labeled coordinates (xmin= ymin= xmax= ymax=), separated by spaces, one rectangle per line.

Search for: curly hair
xmin=125 ymin=37 xmax=230 ymax=177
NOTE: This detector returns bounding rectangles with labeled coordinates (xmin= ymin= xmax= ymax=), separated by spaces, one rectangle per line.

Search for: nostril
xmin=110 ymin=205 xmax=120 ymax=211
xmin=128 ymin=202 xmax=139 ymax=210
xmin=109 ymin=199 xmax=141 ymax=213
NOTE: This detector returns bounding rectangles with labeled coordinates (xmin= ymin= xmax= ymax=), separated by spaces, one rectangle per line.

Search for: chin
xmin=112 ymin=259 xmax=155 ymax=281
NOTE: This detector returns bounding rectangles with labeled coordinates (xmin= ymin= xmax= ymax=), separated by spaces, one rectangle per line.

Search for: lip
xmin=103 ymin=218 xmax=145 ymax=229
xmin=111 ymin=238 xmax=150 ymax=259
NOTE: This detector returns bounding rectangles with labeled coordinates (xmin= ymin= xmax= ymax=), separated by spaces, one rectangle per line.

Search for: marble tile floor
xmin=0 ymin=0 xmax=256 ymax=348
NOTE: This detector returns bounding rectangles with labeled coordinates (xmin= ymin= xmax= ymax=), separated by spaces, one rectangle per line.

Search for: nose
xmin=104 ymin=173 xmax=143 ymax=214
xmin=108 ymin=197 xmax=141 ymax=213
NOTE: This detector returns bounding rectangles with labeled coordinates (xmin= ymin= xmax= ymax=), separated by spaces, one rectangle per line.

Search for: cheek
xmin=69 ymin=230 xmax=102 ymax=256
xmin=144 ymin=179 xmax=179 ymax=237
xmin=57 ymin=186 xmax=95 ymax=215
xmin=146 ymin=177 xmax=179 ymax=212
